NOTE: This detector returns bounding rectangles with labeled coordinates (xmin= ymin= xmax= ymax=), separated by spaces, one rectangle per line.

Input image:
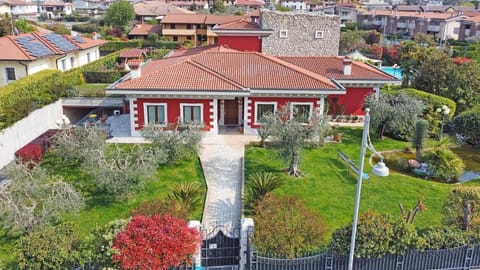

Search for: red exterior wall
xmin=134 ymin=98 xmax=212 ymax=131
xmin=328 ymin=87 xmax=374 ymax=115
xmin=217 ymin=36 xmax=261 ymax=52
xmin=248 ymin=97 xmax=320 ymax=129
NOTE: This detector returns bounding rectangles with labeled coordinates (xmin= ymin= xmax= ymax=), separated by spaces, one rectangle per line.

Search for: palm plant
xmin=169 ymin=182 xmax=202 ymax=215
xmin=245 ymin=172 xmax=283 ymax=213
xmin=424 ymin=139 xmax=465 ymax=182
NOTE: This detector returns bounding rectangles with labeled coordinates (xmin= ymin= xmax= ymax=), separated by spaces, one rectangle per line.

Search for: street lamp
xmin=348 ymin=108 xmax=389 ymax=270
xmin=436 ymin=105 xmax=450 ymax=139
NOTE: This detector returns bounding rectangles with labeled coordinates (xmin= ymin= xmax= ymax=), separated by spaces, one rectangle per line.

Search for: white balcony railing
xmin=397 ymin=22 xmax=407 ymax=28
xmin=427 ymin=25 xmax=440 ymax=32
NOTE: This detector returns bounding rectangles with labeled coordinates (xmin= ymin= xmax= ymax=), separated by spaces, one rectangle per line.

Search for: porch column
xmin=243 ymin=97 xmax=256 ymax=135
xmin=318 ymin=95 xmax=325 ymax=119
xmin=130 ymin=98 xmax=141 ymax=137
xmin=219 ymin=99 xmax=225 ymax=126
xmin=374 ymin=86 xmax=380 ymax=99
xmin=210 ymin=98 xmax=218 ymax=134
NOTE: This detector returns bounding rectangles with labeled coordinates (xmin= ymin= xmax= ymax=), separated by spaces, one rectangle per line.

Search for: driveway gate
xmin=201 ymin=226 xmax=240 ymax=270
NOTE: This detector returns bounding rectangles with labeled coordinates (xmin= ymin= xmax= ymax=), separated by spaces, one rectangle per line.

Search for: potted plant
xmin=100 ymin=113 xmax=108 ymax=124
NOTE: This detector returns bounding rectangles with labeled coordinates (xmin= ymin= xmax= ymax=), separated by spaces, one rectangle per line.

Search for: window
xmin=145 ymin=103 xmax=167 ymax=125
xmin=170 ymin=24 xmax=176 ymax=29
xmin=61 ymin=59 xmax=66 ymax=71
xmin=5 ymin=67 xmax=16 ymax=81
xmin=279 ymin=29 xmax=288 ymax=38
xmin=87 ymin=52 xmax=91 ymax=63
xmin=173 ymin=36 xmax=178 ymax=41
xmin=315 ymin=30 xmax=324 ymax=39
xmin=255 ymin=102 xmax=277 ymax=123
xmin=291 ymin=103 xmax=313 ymax=123
xmin=181 ymin=104 xmax=202 ymax=123
xmin=70 ymin=57 xmax=75 ymax=68
xmin=186 ymin=24 xmax=192 ymax=29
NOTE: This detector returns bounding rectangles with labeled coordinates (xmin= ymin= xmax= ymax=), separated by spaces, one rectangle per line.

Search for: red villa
xmin=106 ymin=48 xmax=399 ymax=136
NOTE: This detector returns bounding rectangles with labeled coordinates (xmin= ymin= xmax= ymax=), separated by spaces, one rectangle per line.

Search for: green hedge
xmin=387 ymin=88 xmax=457 ymax=136
xmin=71 ymin=23 xmax=97 ymax=33
xmin=100 ymin=40 xmax=142 ymax=52
xmin=83 ymin=70 xmax=129 ymax=83
xmin=0 ymin=70 xmax=64 ymax=129
xmin=142 ymin=39 xmax=179 ymax=49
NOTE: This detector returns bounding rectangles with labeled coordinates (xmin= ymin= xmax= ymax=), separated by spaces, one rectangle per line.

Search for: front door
xmin=224 ymin=99 xmax=238 ymax=125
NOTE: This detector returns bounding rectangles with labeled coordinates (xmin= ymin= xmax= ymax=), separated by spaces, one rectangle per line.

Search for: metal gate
xmin=201 ymin=226 xmax=240 ymax=270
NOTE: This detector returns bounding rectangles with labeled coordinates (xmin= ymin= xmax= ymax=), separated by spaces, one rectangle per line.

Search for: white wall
xmin=0 ymin=62 xmax=28 ymax=86
xmin=0 ymin=100 xmax=63 ymax=169
xmin=76 ymin=47 xmax=100 ymax=67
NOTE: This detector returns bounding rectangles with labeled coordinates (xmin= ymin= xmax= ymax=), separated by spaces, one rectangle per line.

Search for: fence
xmin=249 ymin=245 xmax=480 ymax=270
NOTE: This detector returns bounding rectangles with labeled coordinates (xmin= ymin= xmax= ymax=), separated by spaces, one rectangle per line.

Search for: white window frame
xmin=254 ymin=102 xmax=277 ymax=125
xmin=180 ymin=103 xmax=204 ymax=124
xmin=70 ymin=57 xmax=75 ymax=69
xmin=5 ymin=67 xmax=16 ymax=81
xmin=144 ymin=102 xmax=168 ymax=126
xmin=315 ymin=30 xmax=324 ymax=39
xmin=279 ymin=29 xmax=288 ymax=38
xmin=60 ymin=59 xmax=66 ymax=71
xmin=290 ymin=102 xmax=314 ymax=123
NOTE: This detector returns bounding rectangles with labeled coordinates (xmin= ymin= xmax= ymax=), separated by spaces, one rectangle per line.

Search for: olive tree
xmin=260 ymin=104 xmax=330 ymax=177
xmin=0 ymin=163 xmax=84 ymax=233
xmin=364 ymin=93 xmax=426 ymax=140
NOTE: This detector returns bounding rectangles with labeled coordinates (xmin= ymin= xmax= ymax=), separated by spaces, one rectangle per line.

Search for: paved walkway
xmin=199 ymin=131 xmax=258 ymax=232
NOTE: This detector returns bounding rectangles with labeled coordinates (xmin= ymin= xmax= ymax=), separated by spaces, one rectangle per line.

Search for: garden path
xmin=199 ymin=131 xmax=258 ymax=233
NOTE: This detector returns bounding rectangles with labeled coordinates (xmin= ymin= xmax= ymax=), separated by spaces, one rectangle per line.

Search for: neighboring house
xmin=458 ymin=15 xmax=480 ymax=41
xmin=233 ymin=0 xmax=265 ymax=11
xmin=0 ymin=1 xmax=12 ymax=14
xmin=260 ymin=10 xmax=341 ymax=56
xmin=10 ymin=0 xmax=73 ymax=18
xmin=128 ymin=23 xmax=162 ymax=39
xmin=119 ymin=48 xmax=148 ymax=70
xmin=105 ymin=48 xmax=398 ymax=136
xmin=133 ymin=0 xmax=194 ymax=23
xmin=72 ymin=0 xmax=112 ymax=11
xmin=212 ymin=19 xmax=273 ymax=52
xmin=160 ymin=14 xmax=243 ymax=46
xmin=392 ymin=4 xmax=476 ymax=14
xmin=0 ymin=32 xmax=107 ymax=86
xmin=358 ymin=10 xmax=467 ymax=41
xmin=280 ymin=0 xmax=308 ymax=11
xmin=336 ymin=4 xmax=358 ymax=25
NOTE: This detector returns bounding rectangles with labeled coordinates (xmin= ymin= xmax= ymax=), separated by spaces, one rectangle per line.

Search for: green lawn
xmin=0 ymin=156 xmax=205 ymax=266
xmin=245 ymin=127 xmax=478 ymax=240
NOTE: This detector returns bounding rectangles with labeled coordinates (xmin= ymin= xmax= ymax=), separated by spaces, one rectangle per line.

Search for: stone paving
xmin=199 ymin=130 xmax=258 ymax=233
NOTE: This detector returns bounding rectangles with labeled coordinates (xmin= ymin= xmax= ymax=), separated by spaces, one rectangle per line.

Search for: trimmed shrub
xmin=387 ymin=88 xmax=456 ymax=136
xmin=100 ymin=40 xmax=142 ymax=52
xmin=424 ymin=143 xmax=465 ymax=182
xmin=0 ymin=70 xmax=64 ymax=129
xmin=443 ymin=187 xmax=480 ymax=230
xmin=449 ymin=105 xmax=480 ymax=145
xmin=83 ymin=70 xmax=129 ymax=83
xmin=72 ymin=23 xmax=97 ymax=33
xmin=419 ymin=227 xmax=471 ymax=250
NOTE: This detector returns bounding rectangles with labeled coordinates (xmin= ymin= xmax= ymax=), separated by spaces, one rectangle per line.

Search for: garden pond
xmin=378 ymin=145 xmax=480 ymax=182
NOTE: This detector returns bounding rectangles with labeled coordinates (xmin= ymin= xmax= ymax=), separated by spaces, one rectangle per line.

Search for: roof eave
xmin=335 ymin=79 xmax=402 ymax=85
xmin=212 ymin=29 xmax=274 ymax=36
xmin=105 ymin=89 xmax=249 ymax=96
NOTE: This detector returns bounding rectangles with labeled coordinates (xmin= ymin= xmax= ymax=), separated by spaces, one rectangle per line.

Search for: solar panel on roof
xmin=72 ymin=36 xmax=86 ymax=44
xmin=44 ymin=33 xmax=77 ymax=52
xmin=15 ymin=36 xmax=53 ymax=58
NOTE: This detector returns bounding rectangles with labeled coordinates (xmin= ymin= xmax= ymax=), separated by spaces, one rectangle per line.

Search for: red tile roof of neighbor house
xmin=234 ymin=0 xmax=265 ymax=6
xmin=161 ymin=14 xmax=244 ymax=25
xmin=365 ymin=10 xmax=464 ymax=20
xmin=120 ymin=48 xmax=148 ymax=58
xmin=215 ymin=19 xmax=260 ymax=30
xmin=128 ymin=24 xmax=162 ymax=36
xmin=0 ymin=32 xmax=107 ymax=61
xmin=133 ymin=1 xmax=194 ymax=16
xmin=279 ymin=56 xmax=396 ymax=80
xmin=114 ymin=51 xmax=340 ymax=91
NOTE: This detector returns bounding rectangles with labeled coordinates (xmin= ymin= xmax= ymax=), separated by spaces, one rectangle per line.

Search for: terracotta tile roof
xmin=234 ymin=0 xmax=265 ymax=6
xmin=161 ymin=14 xmax=244 ymax=25
xmin=246 ymin=9 xmax=260 ymax=17
xmin=141 ymin=45 xmax=239 ymax=75
xmin=116 ymin=60 xmax=245 ymax=91
xmin=279 ymin=56 xmax=396 ymax=80
xmin=134 ymin=1 xmax=194 ymax=16
xmin=120 ymin=48 xmax=147 ymax=58
xmin=215 ymin=19 xmax=260 ymax=30
xmin=115 ymin=51 xmax=340 ymax=91
xmin=365 ymin=10 xmax=465 ymax=20
xmin=128 ymin=24 xmax=162 ymax=35
xmin=462 ymin=14 xmax=480 ymax=23
xmin=0 ymin=32 xmax=107 ymax=61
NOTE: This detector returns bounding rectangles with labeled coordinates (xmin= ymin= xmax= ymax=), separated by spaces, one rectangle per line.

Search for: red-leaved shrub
xmin=112 ymin=215 xmax=202 ymax=270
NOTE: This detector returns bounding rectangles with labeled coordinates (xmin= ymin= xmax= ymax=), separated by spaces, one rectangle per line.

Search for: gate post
xmin=240 ymin=218 xmax=254 ymax=270
xmin=188 ymin=220 xmax=202 ymax=268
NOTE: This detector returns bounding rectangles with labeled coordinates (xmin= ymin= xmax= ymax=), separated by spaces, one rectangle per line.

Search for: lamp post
xmin=436 ymin=105 xmax=450 ymax=140
xmin=347 ymin=108 xmax=389 ymax=270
